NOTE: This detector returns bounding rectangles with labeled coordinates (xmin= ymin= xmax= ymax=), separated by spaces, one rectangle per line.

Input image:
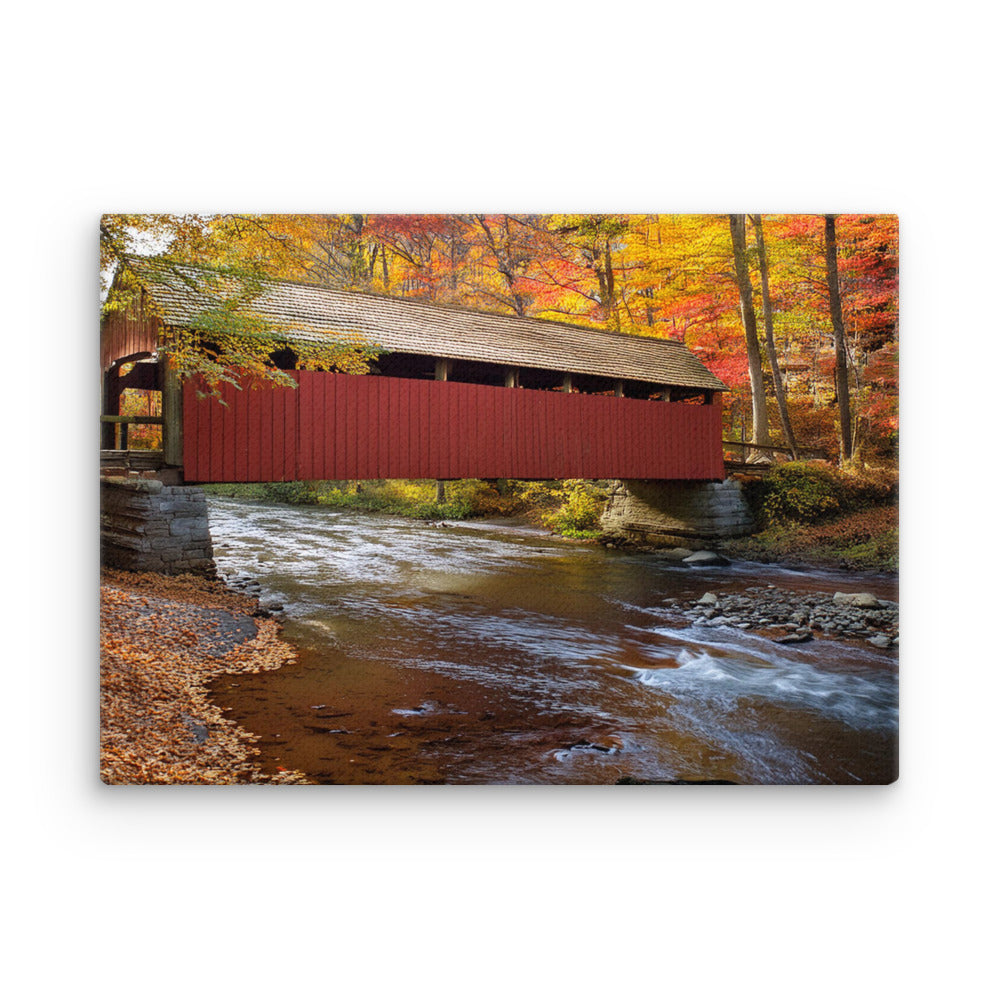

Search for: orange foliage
xmin=111 ymin=213 xmax=899 ymax=455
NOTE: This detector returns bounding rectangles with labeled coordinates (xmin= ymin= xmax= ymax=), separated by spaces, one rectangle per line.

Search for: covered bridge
xmin=101 ymin=256 xmax=728 ymax=484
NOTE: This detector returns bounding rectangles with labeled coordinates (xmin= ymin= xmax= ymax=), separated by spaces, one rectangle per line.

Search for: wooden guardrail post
xmin=99 ymin=415 xmax=166 ymax=454
xmin=434 ymin=358 xmax=451 ymax=501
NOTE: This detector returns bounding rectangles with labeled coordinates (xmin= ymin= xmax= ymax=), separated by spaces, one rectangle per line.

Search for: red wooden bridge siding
xmin=100 ymin=310 xmax=161 ymax=371
xmin=182 ymin=372 xmax=724 ymax=483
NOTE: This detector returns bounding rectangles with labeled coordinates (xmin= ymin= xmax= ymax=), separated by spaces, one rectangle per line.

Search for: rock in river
xmin=661 ymin=547 xmax=695 ymax=561
xmin=775 ymin=631 xmax=814 ymax=644
xmin=833 ymin=592 xmax=882 ymax=608
xmin=683 ymin=551 xmax=731 ymax=567
xmin=675 ymin=584 xmax=898 ymax=647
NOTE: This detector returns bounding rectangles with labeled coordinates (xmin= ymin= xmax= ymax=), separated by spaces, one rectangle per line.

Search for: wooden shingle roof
xmin=123 ymin=256 xmax=726 ymax=391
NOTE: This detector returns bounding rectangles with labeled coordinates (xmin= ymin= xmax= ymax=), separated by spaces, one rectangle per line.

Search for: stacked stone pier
xmin=600 ymin=479 xmax=755 ymax=548
xmin=100 ymin=478 xmax=215 ymax=576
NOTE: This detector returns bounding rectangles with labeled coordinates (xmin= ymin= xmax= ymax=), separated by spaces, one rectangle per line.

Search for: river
xmin=205 ymin=496 xmax=898 ymax=784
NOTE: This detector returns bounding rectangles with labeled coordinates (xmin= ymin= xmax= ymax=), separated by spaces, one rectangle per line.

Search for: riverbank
xmin=202 ymin=473 xmax=899 ymax=572
xmin=100 ymin=568 xmax=307 ymax=784
xmin=717 ymin=503 xmax=899 ymax=572
xmin=202 ymin=478 xmax=607 ymax=539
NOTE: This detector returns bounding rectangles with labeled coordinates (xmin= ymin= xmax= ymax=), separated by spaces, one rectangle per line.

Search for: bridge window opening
xmin=254 ymin=344 xmax=718 ymax=409
xmin=674 ymin=388 xmax=712 ymax=404
xmin=518 ymin=368 xmax=572 ymax=392
xmin=649 ymin=387 xmax=689 ymax=401
xmin=447 ymin=359 xmax=509 ymax=387
xmin=101 ymin=355 xmax=163 ymax=450
xmin=269 ymin=348 xmax=298 ymax=370
xmin=572 ymin=374 xmax=623 ymax=396
xmin=371 ymin=352 xmax=437 ymax=379
xmin=119 ymin=387 xmax=163 ymax=449
xmin=616 ymin=379 xmax=656 ymax=400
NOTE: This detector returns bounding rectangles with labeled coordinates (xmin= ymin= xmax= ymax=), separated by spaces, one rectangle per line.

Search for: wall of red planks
xmin=181 ymin=372 xmax=724 ymax=483
xmin=100 ymin=311 xmax=161 ymax=372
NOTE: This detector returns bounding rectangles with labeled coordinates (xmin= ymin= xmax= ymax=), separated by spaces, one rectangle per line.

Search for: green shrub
xmin=508 ymin=480 xmax=568 ymax=510
xmin=543 ymin=480 xmax=606 ymax=536
xmin=205 ymin=477 xmax=612 ymax=534
xmin=753 ymin=462 xmax=846 ymax=526
xmin=262 ymin=481 xmax=320 ymax=505
xmin=446 ymin=480 xmax=517 ymax=517
xmin=315 ymin=480 xmax=474 ymax=520
xmin=201 ymin=483 xmax=270 ymax=500
xmin=202 ymin=481 xmax=324 ymax=504
xmin=839 ymin=467 xmax=899 ymax=511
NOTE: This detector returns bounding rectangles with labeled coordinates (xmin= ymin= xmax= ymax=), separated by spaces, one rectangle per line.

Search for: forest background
xmin=101 ymin=212 xmax=898 ymax=469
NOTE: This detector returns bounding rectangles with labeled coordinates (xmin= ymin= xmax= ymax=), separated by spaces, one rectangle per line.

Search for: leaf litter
xmin=100 ymin=567 xmax=308 ymax=784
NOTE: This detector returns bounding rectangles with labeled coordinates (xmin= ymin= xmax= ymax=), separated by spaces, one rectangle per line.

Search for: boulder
xmin=696 ymin=592 xmax=719 ymax=605
xmin=867 ymin=633 xmax=892 ymax=648
xmin=683 ymin=551 xmax=731 ymax=567
xmin=833 ymin=592 xmax=882 ymax=608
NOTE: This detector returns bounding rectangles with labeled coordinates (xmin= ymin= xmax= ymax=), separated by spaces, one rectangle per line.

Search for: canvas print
xmin=99 ymin=214 xmax=899 ymax=785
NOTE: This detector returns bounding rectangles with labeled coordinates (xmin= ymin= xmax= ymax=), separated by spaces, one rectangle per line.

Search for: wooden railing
xmin=100 ymin=414 xmax=164 ymax=450
xmin=721 ymin=440 xmax=827 ymax=463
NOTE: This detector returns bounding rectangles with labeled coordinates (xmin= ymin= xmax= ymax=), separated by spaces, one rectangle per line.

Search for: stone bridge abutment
xmin=100 ymin=478 xmax=216 ymax=577
xmin=600 ymin=478 xmax=755 ymax=548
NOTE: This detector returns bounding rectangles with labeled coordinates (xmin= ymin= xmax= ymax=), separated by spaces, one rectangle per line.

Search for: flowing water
xmin=206 ymin=497 xmax=899 ymax=784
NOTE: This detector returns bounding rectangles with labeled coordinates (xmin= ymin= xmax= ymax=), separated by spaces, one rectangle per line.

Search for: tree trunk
xmin=751 ymin=214 xmax=798 ymax=460
xmin=824 ymin=214 xmax=854 ymax=463
xmin=474 ymin=215 xmax=526 ymax=316
xmin=603 ymin=241 xmax=620 ymax=331
xmin=728 ymin=214 xmax=770 ymax=455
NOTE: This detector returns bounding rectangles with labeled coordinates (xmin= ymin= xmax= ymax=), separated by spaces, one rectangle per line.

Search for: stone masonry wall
xmin=600 ymin=479 xmax=755 ymax=547
xmin=100 ymin=478 xmax=216 ymax=576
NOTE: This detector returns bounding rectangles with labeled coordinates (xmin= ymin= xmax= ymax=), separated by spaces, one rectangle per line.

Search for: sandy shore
xmin=100 ymin=568 xmax=308 ymax=784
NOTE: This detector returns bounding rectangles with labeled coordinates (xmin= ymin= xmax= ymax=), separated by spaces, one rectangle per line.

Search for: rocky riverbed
xmin=666 ymin=584 xmax=899 ymax=648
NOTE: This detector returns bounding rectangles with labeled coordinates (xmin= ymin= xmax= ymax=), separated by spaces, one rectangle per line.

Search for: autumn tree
xmin=824 ymin=214 xmax=854 ymax=463
xmin=101 ymin=216 xmax=381 ymax=398
xmin=751 ymin=215 xmax=798 ymax=459
xmin=100 ymin=214 xmax=209 ymax=294
xmin=541 ymin=215 xmax=629 ymax=330
xmin=728 ymin=214 xmax=770 ymax=453
xmin=834 ymin=214 xmax=898 ymax=457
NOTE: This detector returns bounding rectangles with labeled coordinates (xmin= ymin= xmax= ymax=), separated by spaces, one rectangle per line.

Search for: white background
xmin=3 ymin=2 xmax=995 ymax=997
